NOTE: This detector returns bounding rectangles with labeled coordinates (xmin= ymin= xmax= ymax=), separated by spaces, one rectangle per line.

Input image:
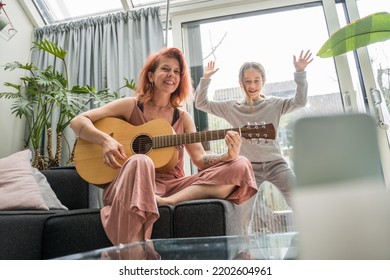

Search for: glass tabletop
xmin=57 ymin=232 xmax=299 ymax=260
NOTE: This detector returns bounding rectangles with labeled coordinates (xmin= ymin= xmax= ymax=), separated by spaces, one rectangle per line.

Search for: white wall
xmin=0 ymin=0 xmax=34 ymax=158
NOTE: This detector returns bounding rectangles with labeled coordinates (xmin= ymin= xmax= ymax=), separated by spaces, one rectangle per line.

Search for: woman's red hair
xmin=136 ymin=47 xmax=192 ymax=107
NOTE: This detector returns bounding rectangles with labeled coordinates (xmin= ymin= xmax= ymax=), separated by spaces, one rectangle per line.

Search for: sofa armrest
xmin=40 ymin=168 xmax=89 ymax=210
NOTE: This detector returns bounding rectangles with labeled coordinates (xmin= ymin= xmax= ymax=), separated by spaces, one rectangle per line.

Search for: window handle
xmin=342 ymin=91 xmax=352 ymax=113
xmin=371 ymin=88 xmax=389 ymax=130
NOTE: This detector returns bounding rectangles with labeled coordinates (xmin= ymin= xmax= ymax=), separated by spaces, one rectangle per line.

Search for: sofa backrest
xmin=40 ymin=168 xmax=90 ymax=210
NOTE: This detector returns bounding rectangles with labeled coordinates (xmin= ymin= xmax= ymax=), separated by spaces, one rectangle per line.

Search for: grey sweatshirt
xmin=195 ymin=71 xmax=308 ymax=162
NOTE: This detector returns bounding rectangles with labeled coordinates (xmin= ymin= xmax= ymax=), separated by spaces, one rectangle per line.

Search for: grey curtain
xmin=33 ymin=7 xmax=164 ymax=96
xmin=31 ymin=7 xmax=164 ymax=165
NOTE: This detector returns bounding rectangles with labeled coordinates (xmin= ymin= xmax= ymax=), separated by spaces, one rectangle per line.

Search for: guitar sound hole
xmin=132 ymin=135 xmax=153 ymax=154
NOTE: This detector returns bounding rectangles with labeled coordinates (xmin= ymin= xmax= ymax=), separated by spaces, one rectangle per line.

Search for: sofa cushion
xmin=151 ymin=205 xmax=174 ymax=239
xmin=43 ymin=205 xmax=174 ymax=259
xmin=0 ymin=150 xmax=48 ymax=210
xmin=173 ymin=199 xmax=230 ymax=238
xmin=43 ymin=209 xmax=112 ymax=259
xmin=40 ymin=168 xmax=90 ymax=210
xmin=0 ymin=210 xmax=61 ymax=260
xmin=173 ymin=197 xmax=256 ymax=238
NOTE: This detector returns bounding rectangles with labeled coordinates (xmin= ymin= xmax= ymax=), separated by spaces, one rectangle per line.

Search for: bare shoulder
xmin=179 ymin=109 xmax=192 ymax=122
xmin=180 ymin=109 xmax=196 ymax=133
xmin=82 ymin=97 xmax=137 ymax=122
xmin=111 ymin=97 xmax=137 ymax=121
xmin=110 ymin=96 xmax=136 ymax=107
xmin=113 ymin=97 xmax=136 ymax=111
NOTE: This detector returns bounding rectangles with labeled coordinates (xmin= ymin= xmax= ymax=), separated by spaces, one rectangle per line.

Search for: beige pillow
xmin=33 ymin=168 xmax=68 ymax=210
xmin=0 ymin=150 xmax=49 ymax=210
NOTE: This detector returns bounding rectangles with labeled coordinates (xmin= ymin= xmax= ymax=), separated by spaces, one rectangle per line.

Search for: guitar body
xmin=74 ymin=118 xmax=178 ymax=185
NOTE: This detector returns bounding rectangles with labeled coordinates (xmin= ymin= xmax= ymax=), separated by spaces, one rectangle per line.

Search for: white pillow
xmin=32 ymin=168 xmax=68 ymax=210
xmin=0 ymin=150 xmax=48 ymax=210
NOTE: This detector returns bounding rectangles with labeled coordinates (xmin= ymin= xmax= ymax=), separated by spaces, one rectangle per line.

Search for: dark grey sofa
xmin=0 ymin=168 xmax=252 ymax=260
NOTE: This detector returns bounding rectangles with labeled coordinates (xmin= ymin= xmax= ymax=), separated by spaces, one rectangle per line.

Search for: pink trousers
xmin=101 ymin=154 xmax=257 ymax=245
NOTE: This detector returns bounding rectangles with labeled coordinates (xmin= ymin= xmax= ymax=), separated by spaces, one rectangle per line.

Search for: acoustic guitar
xmin=73 ymin=117 xmax=275 ymax=185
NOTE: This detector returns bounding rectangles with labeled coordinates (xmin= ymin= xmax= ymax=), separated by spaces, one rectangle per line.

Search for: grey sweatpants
xmin=248 ymin=159 xmax=296 ymax=233
xmin=251 ymin=158 xmax=295 ymax=206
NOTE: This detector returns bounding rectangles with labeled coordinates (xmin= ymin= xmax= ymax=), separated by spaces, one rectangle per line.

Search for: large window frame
xmin=169 ymin=0 xmax=390 ymax=187
xmin=343 ymin=0 xmax=390 ymax=185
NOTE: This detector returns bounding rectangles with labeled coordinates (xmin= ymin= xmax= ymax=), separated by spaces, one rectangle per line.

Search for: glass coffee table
xmin=57 ymin=232 xmax=299 ymax=260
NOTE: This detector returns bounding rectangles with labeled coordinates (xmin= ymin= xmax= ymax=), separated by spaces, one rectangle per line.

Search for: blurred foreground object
xmin=292 ymin=113 xmax=390 ymax=259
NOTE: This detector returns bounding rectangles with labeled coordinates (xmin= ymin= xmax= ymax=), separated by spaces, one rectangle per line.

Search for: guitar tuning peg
xmin=247 ymin=122 xmax=256 ymax=128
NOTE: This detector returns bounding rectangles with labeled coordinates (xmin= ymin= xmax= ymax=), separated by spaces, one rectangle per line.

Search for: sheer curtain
xmin=31 ymin=7 xmax=164 ymax=166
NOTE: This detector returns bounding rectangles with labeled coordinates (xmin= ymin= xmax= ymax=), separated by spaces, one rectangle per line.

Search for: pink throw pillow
xmin=0 ymin=150 xmax=48 ymax=210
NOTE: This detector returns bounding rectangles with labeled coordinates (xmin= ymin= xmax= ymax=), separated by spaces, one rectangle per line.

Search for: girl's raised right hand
xmin=203 ymin=61 xmax=219 ymax=79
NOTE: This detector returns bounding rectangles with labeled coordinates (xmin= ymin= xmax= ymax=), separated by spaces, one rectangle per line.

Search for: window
xmin=32 ymin=0 xmax=123 ymax=24
xmin=31 ymin=0 xmax=168 ymax=24
xmin=182 ymin=2 xmax=344 ymax=210
xmin=356 ymin=0 xmax=390 ymax=142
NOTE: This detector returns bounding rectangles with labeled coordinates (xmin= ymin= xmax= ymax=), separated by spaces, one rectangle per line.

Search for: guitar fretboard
xmin=153 ymin=128 xmax=241 ymax=148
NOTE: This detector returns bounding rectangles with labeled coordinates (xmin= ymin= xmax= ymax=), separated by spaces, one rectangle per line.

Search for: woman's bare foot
xmin=155 ymin=195 xmax=172 ymax=206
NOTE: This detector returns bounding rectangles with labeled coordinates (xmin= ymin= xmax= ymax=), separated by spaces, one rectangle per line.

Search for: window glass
xmin=32 ymin=0 xmax=179 ymax=24
xmin=183 ymin=3 xmax=345 ymax=210
xmin=33 ymin=0 xmax=123 ymax=23
xmin=335 ymin=3 xmax=368 ymax=113
xmin=356 ymin=0 xmax=390 ymax=143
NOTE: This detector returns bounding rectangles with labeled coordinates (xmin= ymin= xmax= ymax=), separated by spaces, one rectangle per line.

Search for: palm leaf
xmin=10 ymin=98 xmax=35 ymax=118
xmin=317 ymin=12 xmax=390 ymax=58
xmin=32 ymin=39 xmax=67 ymax=60
xmin=4 ymin=62 xmax=35 ymax=71
xmin=1 ymin=82 xmax=21 ymax=91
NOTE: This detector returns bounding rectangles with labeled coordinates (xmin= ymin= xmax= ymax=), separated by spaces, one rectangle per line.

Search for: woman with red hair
xmin=70 ymin=47 xmax=257 ymax=246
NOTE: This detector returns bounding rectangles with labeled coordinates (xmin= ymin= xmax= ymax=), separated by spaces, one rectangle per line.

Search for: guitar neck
xmin=153 ymin=128 xmax=240 ymax=148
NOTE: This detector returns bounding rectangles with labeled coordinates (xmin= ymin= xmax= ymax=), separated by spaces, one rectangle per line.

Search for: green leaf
xmin=10 ymin=98 xmax=35 ymax=118
xmin=124 ymin=78 xmax=136 ymax=90
xmin=4 ymin=62 xmax=36 ymax=71
xmin=32 ymin=39 xmax=67 ymax=60
xmin=317 ymin=12 xmax=390 ymax=58
xmin=70 ymin=85 xmax=95 ymax=94
xmin=2 ymin=82 xmax=21 ymax=91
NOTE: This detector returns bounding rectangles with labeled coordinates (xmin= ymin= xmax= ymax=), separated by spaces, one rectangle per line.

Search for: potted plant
xmin=317 ymin=12 xmax=390 ymax=58
xmin=0 ymin=39 xmax=135 ymax=169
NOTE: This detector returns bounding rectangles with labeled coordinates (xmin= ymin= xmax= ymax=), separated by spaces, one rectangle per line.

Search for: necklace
xmin=150 ymin=100 xmax=171 ymax=109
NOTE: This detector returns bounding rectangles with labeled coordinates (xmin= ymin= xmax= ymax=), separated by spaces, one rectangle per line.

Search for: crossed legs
xmin=156 ymin=184 xmax=238 ymax=206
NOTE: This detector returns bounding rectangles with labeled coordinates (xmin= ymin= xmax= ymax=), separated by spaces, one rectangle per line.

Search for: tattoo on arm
xmin=203 ymin=154 xmax=224 ymax=167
